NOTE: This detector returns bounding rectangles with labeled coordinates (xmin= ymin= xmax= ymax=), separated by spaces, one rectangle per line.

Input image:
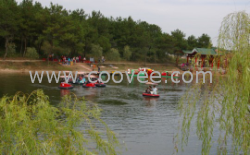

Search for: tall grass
xmin=0 ymin=90 xmax=119 ymax=155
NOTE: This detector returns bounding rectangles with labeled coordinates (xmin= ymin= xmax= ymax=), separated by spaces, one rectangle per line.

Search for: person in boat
xmin=149 ymin=86 xmax=153 ymax=94
xmin=96 ymin=77 xmax=100 ymax=83
xmin=86 ymin=79 xmax=91 ymax=84
xmin=78 ymin=75 xmax=84 ymax=84
xmin=152 ymin=85 xmax=158 ymax=94
xmin=82 ymin=76 xmax=86 ymax=83
xmin=76 ymin=75 xmax=80 ymax=83
xmin=145 ymin=86 xmax=152 ymax=94
xmin=145 ymin=87 xmax=150 ymax=93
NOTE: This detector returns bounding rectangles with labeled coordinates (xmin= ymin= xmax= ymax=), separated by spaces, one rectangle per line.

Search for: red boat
xmin=58 ymin=82 xmax=74 ymax=89
xmin=142 ymin=93 xmax=160 ymax=97
xmin=83 ymin=83 xmax=96 ymax=88
xmin=161 ymin=72 xmax=167 ymax=76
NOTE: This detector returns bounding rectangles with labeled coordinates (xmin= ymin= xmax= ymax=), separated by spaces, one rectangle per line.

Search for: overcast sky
xmin=16 ymin=0 xmax=250 ymax=46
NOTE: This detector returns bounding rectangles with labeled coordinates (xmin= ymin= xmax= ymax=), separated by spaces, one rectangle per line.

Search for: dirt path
xmin=0 ymin=60 xmax=43 ymax=62
xmin=74 ymin=63 xmax=92 ymax=71
xmin=104 ymin=61 xmax=172 ymax=66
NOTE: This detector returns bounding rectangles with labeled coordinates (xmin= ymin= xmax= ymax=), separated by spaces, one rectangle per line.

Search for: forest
xmin=0 ymin=0 xmax=212 ymax=62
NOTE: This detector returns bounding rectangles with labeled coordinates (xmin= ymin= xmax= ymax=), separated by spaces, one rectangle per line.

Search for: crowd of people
xmin=60 ymin=55 xmax=88 ymax=65
xmin=59 ymin=55 xmax=105 ymax=65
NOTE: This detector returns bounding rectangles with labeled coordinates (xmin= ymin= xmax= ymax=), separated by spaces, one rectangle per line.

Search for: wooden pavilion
xmin=182 ymin=48 xmax=220 ymax=68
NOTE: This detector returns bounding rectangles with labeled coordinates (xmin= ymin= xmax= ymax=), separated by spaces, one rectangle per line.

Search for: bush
xmin=26 ymin=47 xmax=39 ymax=59
xmin=106 ymin=48 xmax=121 ymax=61
xmin=123 ymin=45 xmax=132 ymax=60
xmin=90 ymin=44 xmax=103 ymax=60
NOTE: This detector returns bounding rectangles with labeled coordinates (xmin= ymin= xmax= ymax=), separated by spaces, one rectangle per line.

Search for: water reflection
xmin=60 ymin=89 xmax=70 ymax=96
xmin=143 ymin=97 xmax=158 ymax=107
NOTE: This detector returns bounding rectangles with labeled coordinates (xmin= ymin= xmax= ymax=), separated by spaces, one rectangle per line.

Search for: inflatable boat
xmin=71 ymin=79 xmax=86 ymax=85
xmin=94 ymin=82 xmax=106 ymax=87
xmin=58 ymin=82 xmax=74 ymax=89
xmin=82 ymin=83 xmax=96 ymax=88
xmin=142 ymin=93 xmax=160 ymax=97
xmin=161 ymin=72 xmax=167 ymax=76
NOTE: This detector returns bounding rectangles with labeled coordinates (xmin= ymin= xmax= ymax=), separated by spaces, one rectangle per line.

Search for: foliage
xmin=40 ymin=41 xmax=70 ymax=57
xmin=218 ymin=11 xmax=250 ymax=51
xmin=175 ymin=11 xmax=250 ymax=155
xmin=187 ymin=35 xmax=198 ymax=50
xmin=197 ymin=34 xmax=213 ymax=48
xmin=6 ymin=43 xmax=17 ymax=57
xmin=123 ymin=45 xmax=132 ymax=60
xmin=41 ymin=41 xmax=53 ymax=56
xmin=90 ymin=44 xmax=103 ymax=60
xmin=106 ymin=48 xmax=120 ymax=61
xmin=0 ymin=0 xmax=20 ymax=59
xmin=0 ymin=90 xmax=119 ymax=154
xmin=171 ymin=29 xmax=188 ymax=51
xmin=25 ymin=47 xmax=39 ymax=59
xmin=132 ymin=47 xmax=148 ymax=62
xmin=0 ymin=0 xmax=212 ymax=61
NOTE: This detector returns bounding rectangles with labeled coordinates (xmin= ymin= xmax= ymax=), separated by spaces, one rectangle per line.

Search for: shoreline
xmin=0 ymin=68 xmax=226 ymax=78
xmin=0 ymin=59 xmax=226 ymax=76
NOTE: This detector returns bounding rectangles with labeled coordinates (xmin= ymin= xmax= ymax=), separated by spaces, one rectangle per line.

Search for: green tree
xmin=86 ymin=11 xmax=111 ymax=53
xmin=38 ymin=3 xmax=69 ymax=56
xmin=90 ymin=44 xmax=103 ymax=60
xmin=197 ymin=33 xmax=212 ymax=48
xmin=176 ymin=11 xmax=250 ymax=155
xmin=60 ymin=9 xmax=87 ymax=56
xmin=0 ymin=0 xmax=20 ymax=59
xmin=171 ymin=29 xmax=188 ymax=51
xmin=19 ymin=0 xmax=37 ymax=56
xmin=187 ymin=35 xmax=198 ymax=50
xmin=0 ymin=0 xmax=217 ymax=63
xmin=218 ymin=11 xmax=250 ymax=51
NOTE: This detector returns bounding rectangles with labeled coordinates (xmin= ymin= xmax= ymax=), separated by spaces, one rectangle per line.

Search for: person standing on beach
xmin=98 ymin=65 xmax=100 ymax=73
xmin=102 ymin=56 xmax=105 ymax=63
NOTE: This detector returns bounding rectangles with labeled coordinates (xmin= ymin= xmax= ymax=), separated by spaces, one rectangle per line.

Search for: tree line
xmin=0 ymin=0 xmax=212 ymax=62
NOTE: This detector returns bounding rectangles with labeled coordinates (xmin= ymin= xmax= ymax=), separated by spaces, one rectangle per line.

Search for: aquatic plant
xmin=0 ymin=90 xmax=119 ymax=155
xmin=175 ymin=11 xmax=250 ymax=155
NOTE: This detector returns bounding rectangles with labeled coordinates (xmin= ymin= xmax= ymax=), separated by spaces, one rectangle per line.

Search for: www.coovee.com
xmin=29 ymin=71 xmax=212 ymax=84
xmin=29 ymin=71 xmax=212 ymax=83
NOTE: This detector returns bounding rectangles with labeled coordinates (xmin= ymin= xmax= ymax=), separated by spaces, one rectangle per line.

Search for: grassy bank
xmin=0 ymin=61 xmax=71 ymax=71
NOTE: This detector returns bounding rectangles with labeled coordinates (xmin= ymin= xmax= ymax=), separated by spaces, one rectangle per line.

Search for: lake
xmin=0 ymin=73 xmax=219 ymax=155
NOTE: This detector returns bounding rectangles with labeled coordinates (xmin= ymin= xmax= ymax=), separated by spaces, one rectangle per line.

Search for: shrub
xmin=26 ymin=47 xmax=39 ymax=59
xmin=123 ymin=45 xmax=132 ymax=60
xmin=90 ymin=44 xmax=103 ymax=60
xmin=106 ymin=48 xmax=120 ymax=61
